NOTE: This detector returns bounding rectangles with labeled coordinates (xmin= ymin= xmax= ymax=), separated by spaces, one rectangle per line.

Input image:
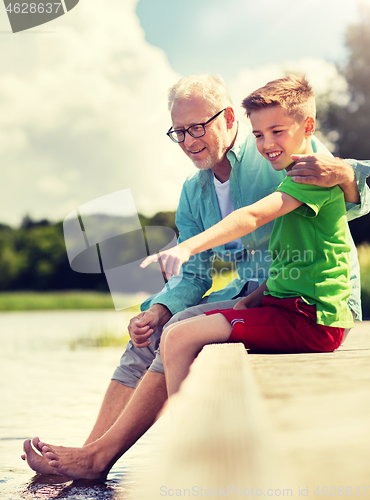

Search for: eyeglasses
xmin=167 ymin=108 xmax=226 ymax=144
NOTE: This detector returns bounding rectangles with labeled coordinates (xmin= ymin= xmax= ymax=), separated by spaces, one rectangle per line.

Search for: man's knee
xmin=111 ymin=365 xmax=142 ymax=389
xmin=111 ymin=333 xmax=162 ymax=388
xmin=148 ymin=347 xmax=165 ymax=375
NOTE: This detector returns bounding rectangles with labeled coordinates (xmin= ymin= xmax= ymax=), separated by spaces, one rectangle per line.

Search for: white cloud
xmin=0 ymin=1 xmax=350 ymax=227
xmin=0 ymin=0 xmax=194 ymax=226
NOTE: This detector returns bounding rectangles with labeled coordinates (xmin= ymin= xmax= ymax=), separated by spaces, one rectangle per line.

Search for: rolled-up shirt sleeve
xmin=344 ymin=159 xmax=370 ymax=221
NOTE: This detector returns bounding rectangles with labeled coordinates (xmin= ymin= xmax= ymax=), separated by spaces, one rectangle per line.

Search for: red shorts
xmin=204 ymin=296 xmax=344 ymax=354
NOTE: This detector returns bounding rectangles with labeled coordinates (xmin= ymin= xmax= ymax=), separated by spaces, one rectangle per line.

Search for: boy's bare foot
xmin=22 ymin=438 xmax=65 ymax=476
xmin=38 ymin=440 xmax=109 ymax=481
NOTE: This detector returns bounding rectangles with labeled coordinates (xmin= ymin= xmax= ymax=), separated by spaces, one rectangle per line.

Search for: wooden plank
xmin=128 ymin=343 xmax=285 ymax=499
xmin=248 ymin=321 xmax=370 ymax=491
xmin=128 ymin=322 xmax=370 ymax=499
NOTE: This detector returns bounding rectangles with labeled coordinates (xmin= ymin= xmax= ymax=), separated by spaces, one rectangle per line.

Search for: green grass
xmin=69 ymin=328 xmax=130 ymax=350
xmin=0 ymin=291 xmax=143 ymax=311
xmin=358 ymin=244 xmax=370 ymax=318
xmin=66 ymin=272 xmax=238 ymax=350
xmin=0 ymin=271 xmax=237 ymax=312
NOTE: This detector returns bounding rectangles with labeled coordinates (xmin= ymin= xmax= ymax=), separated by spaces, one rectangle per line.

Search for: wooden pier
xmin=128 ymin=321 xmax=370 ymax=499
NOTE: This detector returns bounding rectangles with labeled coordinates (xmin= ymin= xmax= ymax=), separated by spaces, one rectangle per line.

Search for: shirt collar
xmin=198 ymin=169 xmax=212 ymax=188
xmin=226 ymin=121 xmax=249 ymax=163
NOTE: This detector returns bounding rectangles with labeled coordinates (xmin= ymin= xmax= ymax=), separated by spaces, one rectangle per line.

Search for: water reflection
xmin=23 ymin=474 xmax=125 ymax=499
xmin=0 ymin=310 xmax=164 ymax=500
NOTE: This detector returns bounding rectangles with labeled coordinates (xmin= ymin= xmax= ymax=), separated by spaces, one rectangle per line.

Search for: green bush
xmin=358 ymin=244 xmax=370 ymax=318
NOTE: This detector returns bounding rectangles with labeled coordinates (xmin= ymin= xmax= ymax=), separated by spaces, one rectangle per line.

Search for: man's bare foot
xmin=22 ymin=438 xmax=65 ymax=476
xmin=38 ymin=440 xmax=109 ymax=481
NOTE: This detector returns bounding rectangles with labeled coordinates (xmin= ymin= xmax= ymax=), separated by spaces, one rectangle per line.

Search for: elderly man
xmin=23 ymin=74 xmax=370 ymax=479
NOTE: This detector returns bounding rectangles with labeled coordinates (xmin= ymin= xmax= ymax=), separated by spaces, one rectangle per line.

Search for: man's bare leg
xmin=37 ymin=371 xmax=167 ymax=480
xmin=84 ymin=380 xmax=134 ymax=445
xmin=22 ymin=380 xmax=134 ymax=474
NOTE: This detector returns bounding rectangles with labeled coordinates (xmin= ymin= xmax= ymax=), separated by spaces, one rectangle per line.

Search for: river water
xmin=0 ymin=310 xmax=167 ymax=500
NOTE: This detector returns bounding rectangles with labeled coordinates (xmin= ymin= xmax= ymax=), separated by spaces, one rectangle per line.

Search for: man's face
xmin=250 ymin=106 xmax=308 ymax=171
xmin=170 ymin=94 xmax=231 ymax=170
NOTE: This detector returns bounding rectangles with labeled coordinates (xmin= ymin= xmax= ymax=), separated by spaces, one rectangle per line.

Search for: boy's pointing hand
xmin=140 ymin=244 xmax=191 ymax=280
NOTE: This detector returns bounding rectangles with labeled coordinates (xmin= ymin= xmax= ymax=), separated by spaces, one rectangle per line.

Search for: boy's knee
xmin=161 ymin=323 xmax=175 ymax=346
xmin=161 ymin=323 xmax=185 ymax=360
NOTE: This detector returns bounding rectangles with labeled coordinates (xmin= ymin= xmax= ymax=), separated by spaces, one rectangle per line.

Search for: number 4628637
xmin=6 ymin=3 xmax=62 ymax=14
xmin=314 ymin=486 xmax=369 ymax=496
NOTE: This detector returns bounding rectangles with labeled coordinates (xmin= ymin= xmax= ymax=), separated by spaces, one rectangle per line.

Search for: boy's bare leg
xmin=36 ymin=371 xmax=167 ymax=480
xmin=22 ymin=380 xmax=134 ymax=474
xmin=162 ymin=313 xmax=232 ymax=397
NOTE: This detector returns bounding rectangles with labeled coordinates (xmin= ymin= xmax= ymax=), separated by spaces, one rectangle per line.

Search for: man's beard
xmin=190 ymin=134 xmax=228 ymax=171
xmin=192 ymin=155 xmax=216 ymax=170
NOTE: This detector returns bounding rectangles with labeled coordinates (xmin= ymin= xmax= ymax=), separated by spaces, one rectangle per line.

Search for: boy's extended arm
xmin=141 ymin=192 xmax=302 ymax=277
xmin=139 ymin=184 xmax=214 ymax=317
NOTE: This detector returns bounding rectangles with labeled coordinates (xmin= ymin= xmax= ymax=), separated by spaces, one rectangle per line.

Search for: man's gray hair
xmin=168 ymin=74 xmax=233 ymax=113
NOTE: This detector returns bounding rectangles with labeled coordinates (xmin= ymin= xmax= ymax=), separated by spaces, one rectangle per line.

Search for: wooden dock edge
xmin=128 ymin=343 xmax=292 ymax=499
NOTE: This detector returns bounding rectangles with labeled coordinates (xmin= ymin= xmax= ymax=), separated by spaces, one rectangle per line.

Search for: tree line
xmin=0 ymin=212 xmax=181 ymax=292
xmin=317 ymin=3 xmax=370 ymax=239
xmin=0 ymin=205 xmax=369 ymax=292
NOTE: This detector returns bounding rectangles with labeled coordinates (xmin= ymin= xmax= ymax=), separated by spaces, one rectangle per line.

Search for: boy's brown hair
xmin=242 ymin=75 xmax=316 ymax=122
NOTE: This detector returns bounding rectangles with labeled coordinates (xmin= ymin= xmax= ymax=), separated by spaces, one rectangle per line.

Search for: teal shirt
xmin=142 ymin=122 xmax=370 ymax=320
xmin=267 ymin=177 xmax=353 ymax=328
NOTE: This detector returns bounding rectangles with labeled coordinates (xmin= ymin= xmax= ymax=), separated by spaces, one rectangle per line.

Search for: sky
xmin=0 ymin=0 xmax=366 ymax=226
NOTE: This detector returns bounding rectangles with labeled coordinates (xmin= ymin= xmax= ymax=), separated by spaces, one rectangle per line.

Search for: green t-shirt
xmin=266 ymin=177 xmax=353 ymax=328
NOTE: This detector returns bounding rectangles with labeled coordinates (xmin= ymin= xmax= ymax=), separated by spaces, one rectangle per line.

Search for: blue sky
xmin=0 ymin=0 xmax=366 ymax=225
xmin=136 ymin=0 xmax=361 ymax=80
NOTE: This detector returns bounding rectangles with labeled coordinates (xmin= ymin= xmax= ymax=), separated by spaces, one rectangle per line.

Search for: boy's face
xmin=249 ymin=106 xmax=313 ymax=171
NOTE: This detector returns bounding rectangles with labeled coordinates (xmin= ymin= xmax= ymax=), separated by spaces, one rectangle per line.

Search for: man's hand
xmin=288 ymin=154 xmax=360 ymax=203
xmin=128 ymin=304 xmax=172 ymax=348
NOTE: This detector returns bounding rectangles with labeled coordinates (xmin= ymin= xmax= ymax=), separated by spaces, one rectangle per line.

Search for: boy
xmin=141 ymin=75 xmax=354 ymax=397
